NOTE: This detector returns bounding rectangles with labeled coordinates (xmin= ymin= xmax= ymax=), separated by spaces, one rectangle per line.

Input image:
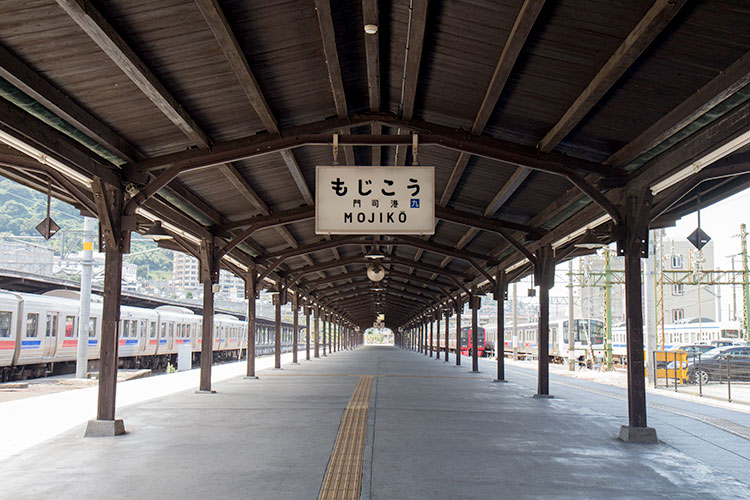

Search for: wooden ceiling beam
xmin=0 ymin=42 xmax=140 ymax=163
xmin=195 ymin=0 xmax=314 ymax=216
xmin=130 ymin=115 xmax=614 ymax=177
xmin=0 ymin=97 xmax=119 ymax=186
xmin=313 ymin=0 xmax=355 ymax=166
xmin=440 ymin=0 xmax=545 ymax=206
xmin=607 ymin=51 xmax=750 ymax=168
xmin=195 ymin=0 xmax=278 ymax=133
xmin=537 ymin=0 xmax=686 ymax=153
xmin=55 ymin=0 xmax=210 ymax=147
xmin=401 ymin=0 xmax=429 ymax=121
xmin=363 ymin=0 xmax=380 ymax=112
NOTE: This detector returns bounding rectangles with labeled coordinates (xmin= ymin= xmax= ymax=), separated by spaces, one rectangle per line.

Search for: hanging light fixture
xmin=367 ymin=262 xmax=385 ymax=282
xmin=143 ymin=221 xmax=173 ymax=241
xmin=573 ymin=229 xmax=605 ymax=250
xmin=364 ymin=246 xmax=385 ymax=260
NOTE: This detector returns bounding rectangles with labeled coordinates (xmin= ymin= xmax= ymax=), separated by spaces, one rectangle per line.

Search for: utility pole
xmin=741 ymin=224 xmax=749 ymax=341
xmin=644 ymin=230 xmax=657 ymax=385
xmin=602 ymin=249 xmax=613 ymax=370
xmin=568 ymin=259 xmax=575 ymax=371
xmin=76 ymin=217 xmax=95 ymax=379
xmin=512 ymin=282 xmax=518 ymax=360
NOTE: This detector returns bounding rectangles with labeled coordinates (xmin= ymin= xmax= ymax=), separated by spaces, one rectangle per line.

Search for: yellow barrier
xmin=654 ymin=350 xmax=689 ymax=383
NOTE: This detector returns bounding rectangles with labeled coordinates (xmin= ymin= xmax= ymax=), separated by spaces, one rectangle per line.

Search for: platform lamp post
xmin=444 ymin=309 xmax=450 ymax=363
xmin=494 ymin=270 xmax=508 ymax=383
xmin=304 ymin=304 xmax=312 ymax=360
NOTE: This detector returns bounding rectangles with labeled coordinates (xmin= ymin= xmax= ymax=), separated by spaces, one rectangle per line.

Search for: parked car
xmin=660 ymin=344 xmax=715 ymax=371
xmin=686 ymin=346 xmax=750 ymax=384
xmin=677 ymin=344 xmax=715 ymax=355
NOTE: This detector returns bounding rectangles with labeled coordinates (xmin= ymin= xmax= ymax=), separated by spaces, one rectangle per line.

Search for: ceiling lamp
xmin=365 ymin=246 xmax=385 ymax=260
xmin=573 ymin=229 xmax=605 ymax=250
xmin=143 ymin=221 xmax=173 ymax=241
xmin=364 ymin=24 xmax=378 ymax=35
xmin=367 ymin=262 xmax=385 ymax=282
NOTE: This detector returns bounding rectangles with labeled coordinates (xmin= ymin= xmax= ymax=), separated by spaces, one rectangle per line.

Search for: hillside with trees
xmin=0 ymin=176 xmax=173 ymax=280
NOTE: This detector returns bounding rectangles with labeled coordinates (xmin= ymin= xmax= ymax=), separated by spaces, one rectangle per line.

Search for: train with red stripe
xmin=0 ymin=289 xmax=302 ymax=381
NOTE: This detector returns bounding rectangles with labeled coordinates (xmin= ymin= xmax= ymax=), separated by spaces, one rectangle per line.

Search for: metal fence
xmin=653 ymin=349 xmax=750 ymax=403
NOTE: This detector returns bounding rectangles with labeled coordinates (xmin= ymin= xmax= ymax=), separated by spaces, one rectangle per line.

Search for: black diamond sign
xmin=36 ymin=216 xmax=60 ymax=240
xmin=687 ymin=227 xmax=711 ymax=250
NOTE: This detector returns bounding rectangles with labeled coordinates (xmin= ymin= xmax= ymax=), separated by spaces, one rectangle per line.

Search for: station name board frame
xmin=315 ymin=166 xmax=435 ymax=235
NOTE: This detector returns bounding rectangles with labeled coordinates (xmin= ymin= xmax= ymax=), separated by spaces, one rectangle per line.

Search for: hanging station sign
xmin=316 ymin=166 xmax=435 ymax=235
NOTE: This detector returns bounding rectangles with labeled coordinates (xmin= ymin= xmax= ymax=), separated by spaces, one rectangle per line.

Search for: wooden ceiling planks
xmin=0 ymin=0 xmax=749 ymax=325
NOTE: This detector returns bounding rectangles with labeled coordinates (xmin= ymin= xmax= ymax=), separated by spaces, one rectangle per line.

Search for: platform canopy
xmin=0 ymin=0 xmax=748 ymax=329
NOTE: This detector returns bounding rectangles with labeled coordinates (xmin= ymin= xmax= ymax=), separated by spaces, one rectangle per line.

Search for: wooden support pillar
xmin=314 ymin=306 xmax=320 ymax=358
xmin=199 ymin=238 xmax=218 ymax=393
xmin=322 ymin=313 xmax=328 ymax=356
xmin=305 ymin=306 xmax=311 ymax=360
xmin=328 ymin=315 xmax=333 ymax=353
xmin=494 ymin=270 xmax=507 ymax=382
xmin=429 ymin=317 xmax=434 ymax=357
xmin=86 ymin=179 xmax=128 ymax=436
xmin=274 ymin=283 xmax=282 ymax=369
xmin=618 ymin=190 xmax=657 ymax=443
xmin=436 ymin=312 xmax=441 ymax=360
xmin=455 ymin=299 xmax=462 ymax=366
xmin=292 ymin=294 xmax=299 ymax=364
xmin=245 ymin=268 xmax=258 ymax=378
xmin=471 ymin=291 xmax=479 ymax=373
xmin=444 ymin=312 xmax=450 ymax=363
xmin=423 ymin=321 xmax=427 ymax=355
xmin=534 ymin=244 xmax=554 ymax=397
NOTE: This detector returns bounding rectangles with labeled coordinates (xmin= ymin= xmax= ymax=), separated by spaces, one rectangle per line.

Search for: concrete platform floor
xmin=1 ymin=346 xmax=750 ymax=499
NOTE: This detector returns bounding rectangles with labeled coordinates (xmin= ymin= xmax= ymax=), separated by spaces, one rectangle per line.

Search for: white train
xmin=481 ymin=318 xmax=605 ymax=362
xmin=0 ymin=289 xmax=304 ymax=381
xmin=611 ymin=318 xmax=744 ymax=361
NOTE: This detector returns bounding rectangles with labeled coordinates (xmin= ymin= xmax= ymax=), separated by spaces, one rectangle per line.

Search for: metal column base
xmin=618 ymin=425 xmax=658 ymax=444
xmin=195 ymin=390 xmax=217 ymax=394
xmin=533 ymin=394 xmax=554 ymax=399
xmin=491 ymin=379 xmax=508 ymax=383
xmin=84 ymin=419 xmax=125 ymax=437
xmin=244 ymin=376 xmax=259 ymax=380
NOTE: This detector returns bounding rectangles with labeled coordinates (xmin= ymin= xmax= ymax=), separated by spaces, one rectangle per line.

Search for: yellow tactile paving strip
xmin=317 ymin=375 xmax=373 ymax=500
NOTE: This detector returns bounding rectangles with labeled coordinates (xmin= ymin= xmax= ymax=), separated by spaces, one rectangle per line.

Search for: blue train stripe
xmin=21 ymin=339 xmax=41 ymax=349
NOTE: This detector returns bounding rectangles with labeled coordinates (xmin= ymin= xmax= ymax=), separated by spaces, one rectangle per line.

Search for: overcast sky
xmin=664 ymin=187 xmax=750 ymax=270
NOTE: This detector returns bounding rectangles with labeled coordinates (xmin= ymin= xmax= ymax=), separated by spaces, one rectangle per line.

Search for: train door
xmin=164 ymin=322 xmax=173 ymax=352
xmin=44 ymin=312 xmax=59 ymax=358
xmin=138 ymin=320 xmax=148 ymax=353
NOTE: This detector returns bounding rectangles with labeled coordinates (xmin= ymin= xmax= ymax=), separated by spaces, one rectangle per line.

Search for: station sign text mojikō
xmin=315 ymin=166 xmax=435 ymax=235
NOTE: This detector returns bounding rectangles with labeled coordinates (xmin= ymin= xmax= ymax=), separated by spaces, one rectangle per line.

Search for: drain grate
xmin=318 ymin=375 xmax=373 ymax=500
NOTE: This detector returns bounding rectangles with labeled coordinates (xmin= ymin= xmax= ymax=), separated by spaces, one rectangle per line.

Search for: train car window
xmin=46 ymin=314 xmax=58 ymax=337
xmin=140 ymin=320 xmax=147 ymax=338
xmin=0 ymin=311 xmax=12 ymax=337
xmin=26 ymin=313 xmax=39 ymax=338
xmin=89 ymin=318 xmax=97 ymax=337
xmin=122 ymin=320 xmax=130 ymax=338
xmin=64 ymin=315 xmax=76 ymax=337
xmin=160 ymin=323 xmax=167 ymax=338
xmin=130 ymin=320 xmax=137 ymax=338
xmin=150 ymin=321 xmax=156 ymax=338
xmin=169 ymin=323 xmax=174 ymax=338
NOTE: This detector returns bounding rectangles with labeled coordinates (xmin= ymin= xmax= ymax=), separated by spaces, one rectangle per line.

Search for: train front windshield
xmin=563 ymin=319 xmax=604 ymax=345
xmin=460 ymin=327 xmax=485 ymax=347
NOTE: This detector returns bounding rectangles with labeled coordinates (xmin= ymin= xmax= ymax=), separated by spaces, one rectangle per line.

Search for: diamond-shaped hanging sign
xmin=36 ymin=216 xmax=60 ymax=240
xmin=687 ymin=227 xmax=711 ymax=250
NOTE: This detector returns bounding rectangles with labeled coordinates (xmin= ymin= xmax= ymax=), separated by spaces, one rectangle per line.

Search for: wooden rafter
xmin=439 ymin=0 xmax=545 ymax=207
xmin=607 ymin=51 xmax=750 ymax=168
xmin=363 ymin=0 xmax=380 ymax=112
xmin=537 ymin=0 xmax=686 ymax=153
